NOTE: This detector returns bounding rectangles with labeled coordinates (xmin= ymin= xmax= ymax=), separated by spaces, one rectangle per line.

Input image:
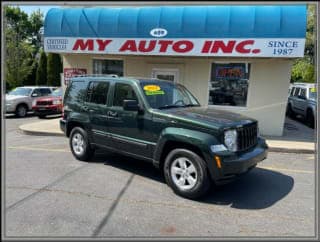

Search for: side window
xmin=64 ymin=81 xmax=87 ymax=103
xmin=39 ymin=88 xmax=52 ymax=96
xmin=300 ymin=88 xmax=306 ymax=98
xmin=31 ymin=89 xmax=42 ymax=97
xmin=113 ymin=83 xmax=137 ymax=107
xmin=293 ymin=88 xmax=300 ymax=97
xmin=86 ymin=81 xmax=109 ymax=105
xmin=290 ymin=87 xmax=295 ymax=96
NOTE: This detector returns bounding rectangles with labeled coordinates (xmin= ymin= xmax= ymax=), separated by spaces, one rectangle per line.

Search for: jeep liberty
xmin=60 ymin=76 xmax=268 ymax=199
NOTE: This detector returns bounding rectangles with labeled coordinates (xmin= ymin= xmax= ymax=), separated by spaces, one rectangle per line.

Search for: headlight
xmin=53 ymin=100 xmax=62 ymax=105
xmin=224 ymin=129 xmax=238 ymax=152
xmin=32 ymin=100 xmax=37 ymax=106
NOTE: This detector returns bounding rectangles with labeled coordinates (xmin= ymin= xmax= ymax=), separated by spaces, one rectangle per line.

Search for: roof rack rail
xmin=72 ymin=74 xmax=119 ymax=78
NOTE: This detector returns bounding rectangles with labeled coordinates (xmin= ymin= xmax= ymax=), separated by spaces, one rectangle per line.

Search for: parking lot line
xmin=7 ymin=146 xmax=69 ymax=152
xmin=259 ymin=165 xmax=314 ymax=174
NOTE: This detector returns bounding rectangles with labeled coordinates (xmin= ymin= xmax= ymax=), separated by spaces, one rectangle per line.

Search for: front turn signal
xmin=214 ymin=155 xmax=222 ymax=169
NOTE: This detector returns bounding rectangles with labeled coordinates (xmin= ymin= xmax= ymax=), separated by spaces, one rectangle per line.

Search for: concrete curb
xmin=267 ymin=147 xmax=315 ymax=154
xmin=19 ymin=128 xmax=64 ymax=137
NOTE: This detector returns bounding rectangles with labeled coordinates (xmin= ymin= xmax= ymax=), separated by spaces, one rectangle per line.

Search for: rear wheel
xmin=15 ymin=104 xmax=28 ymax=118
xmin=69 ymin=127 xmax=95 ymax=161
xmin=164 ymin=148 xmax=211 ymax=199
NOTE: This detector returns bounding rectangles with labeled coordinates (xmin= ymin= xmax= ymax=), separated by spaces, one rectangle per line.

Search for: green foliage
xmin=291 ymin=4 xmax=316 ymax=83
xmin=47 ymin=53 xmax=63 ymax=86
xmin=36 ymin=51 xmax=47 ymax=85
xmin=5 ymin=29 xmax=34 ymax=87
xmin=4 ymin=6 xmax=44 ymax=90
xmin=291 ymin=58 xmax=315 ymax=83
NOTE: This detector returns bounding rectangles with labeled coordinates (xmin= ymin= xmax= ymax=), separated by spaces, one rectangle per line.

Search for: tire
xmin=69 ymin=127 xmax=95 ymax=161
xmin=164 ymin=148 xmax=211 ymax=199
xmin=306 ymin=110 xmax=315 ymax=129
xmin=38 ymin=114 xmax=46 ymax=119
xmin=15 ymin=104 xmax=28 ymax=118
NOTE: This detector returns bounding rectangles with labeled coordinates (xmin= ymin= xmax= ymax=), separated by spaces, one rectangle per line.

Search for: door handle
xmin=107 ymin=110 xmax=118 ymax=117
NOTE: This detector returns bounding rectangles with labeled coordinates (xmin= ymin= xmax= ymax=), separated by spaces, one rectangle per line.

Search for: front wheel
xmin=164 ymin=149 xmax=211 ymax=199
xmin=15 ymin=104 xmax=28 ymax=118
xmin=69 ymin=127 xmax=95 ymax=161
xmin=306 ymin=110 xmax=315 ymax=129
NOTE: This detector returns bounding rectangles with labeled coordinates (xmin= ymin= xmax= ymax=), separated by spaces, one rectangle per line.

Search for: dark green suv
xmin=60 ymin=76 xmax=268 ymax=199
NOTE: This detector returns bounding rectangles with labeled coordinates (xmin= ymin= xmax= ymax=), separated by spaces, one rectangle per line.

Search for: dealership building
xmin=44 ymin=4 xmax=307 ymax=136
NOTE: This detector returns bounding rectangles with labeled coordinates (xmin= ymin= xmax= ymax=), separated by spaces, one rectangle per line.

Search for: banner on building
xmin=45 ymin=37 xmax=305 ymax=58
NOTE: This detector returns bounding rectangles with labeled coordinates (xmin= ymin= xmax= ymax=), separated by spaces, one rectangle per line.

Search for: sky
xmin=14 ymin=5 xmax=61 ymax=16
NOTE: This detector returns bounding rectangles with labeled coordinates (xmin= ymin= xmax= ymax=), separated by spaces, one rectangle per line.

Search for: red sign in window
xmin=63 ymin=68 xmax=87 ymax=85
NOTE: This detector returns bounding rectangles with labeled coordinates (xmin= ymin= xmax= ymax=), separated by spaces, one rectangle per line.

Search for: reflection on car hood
xmin=156 ymin=107 xmax=256 ymax=130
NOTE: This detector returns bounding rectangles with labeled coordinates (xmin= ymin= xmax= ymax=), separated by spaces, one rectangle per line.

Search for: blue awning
xmin=44 ymin=5 xmax=307 ymax=38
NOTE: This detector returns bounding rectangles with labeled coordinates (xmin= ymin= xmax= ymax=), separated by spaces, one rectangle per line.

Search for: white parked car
xmin=5 ymin=86 xmax=56 ymax=117
xmin=287 ymin=82 xmax=317 ymax=128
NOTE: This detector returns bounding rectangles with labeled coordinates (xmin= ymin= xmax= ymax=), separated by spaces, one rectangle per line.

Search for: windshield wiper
xmin=183 ymin=104 xmax=200 ymax=107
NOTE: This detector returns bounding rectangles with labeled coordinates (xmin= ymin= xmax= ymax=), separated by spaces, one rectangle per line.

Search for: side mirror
xmin=123 ymin=99 xmax=140 ymax=111
xmin=31 ymin=93 xmax=38 ymax=97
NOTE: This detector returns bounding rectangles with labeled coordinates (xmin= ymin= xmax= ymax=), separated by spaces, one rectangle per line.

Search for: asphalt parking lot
xmin=4 ymin=115 xmax=316 ymax=238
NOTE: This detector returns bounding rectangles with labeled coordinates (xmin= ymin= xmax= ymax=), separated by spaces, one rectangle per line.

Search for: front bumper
xmin=208 ymin=138 xmax=268 ymax=185
xmin=6 ymin=103 xmax=16 ymax=113
xmin=33 ymin=105 xmax=62 ymax=116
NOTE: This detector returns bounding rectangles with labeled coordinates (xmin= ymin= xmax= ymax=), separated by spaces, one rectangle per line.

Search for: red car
xmin=32 ymin=88 xmax=63 ymax=118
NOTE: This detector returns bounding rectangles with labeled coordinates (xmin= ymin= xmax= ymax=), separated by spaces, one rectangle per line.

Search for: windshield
xmin=309 ymin=88 xmax=316 ymax=100
xmin=51 ymin=88 xmax=62 ymax=97
xmin=140 ymin=81 xmax=200 ymax=109
xmin=8 ymin=87 xmax=32 ymax=96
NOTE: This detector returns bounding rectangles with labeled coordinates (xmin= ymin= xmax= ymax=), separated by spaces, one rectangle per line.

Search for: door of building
xmin=151 ymin=68 xmax=179 ymax=83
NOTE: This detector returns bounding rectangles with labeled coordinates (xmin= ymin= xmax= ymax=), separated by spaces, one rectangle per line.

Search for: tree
xmin=5 ymin=28 xmax=34 ymax=87
xmin=29 ymin=9 xmax=44 ymax=54
xmin=47 ymin=53 xmax=63 ymax=86
xmin=36 ymin=51 xmax=47 ymax=85
xmin=291 ymin=4 xmax=316 ymax=83
xmin=4 ymin=6 xmax=45 ymax=89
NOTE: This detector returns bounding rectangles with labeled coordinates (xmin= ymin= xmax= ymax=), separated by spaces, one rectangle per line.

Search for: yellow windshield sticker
xmin=310 ymin=87 xmax=316 ymax=92
xmin=144 ymin=85 xmax=161 ymax=92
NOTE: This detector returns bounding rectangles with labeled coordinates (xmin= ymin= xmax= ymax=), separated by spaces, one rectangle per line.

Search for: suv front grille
xmin=237 ymin=122 xmax=258 ymax=151
xmin=37 ymin=101 xmax=52 ymax=105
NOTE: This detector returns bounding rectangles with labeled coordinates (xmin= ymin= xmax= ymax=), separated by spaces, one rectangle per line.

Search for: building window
xmin=92 ymin=59 xmax=123 ymax=76
xmin=208 ymin=63 xmax=251 ymax=107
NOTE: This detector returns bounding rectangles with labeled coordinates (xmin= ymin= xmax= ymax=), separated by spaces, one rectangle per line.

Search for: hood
xmin=156 ymin=107 xmax=256 ymax=130
xmin=6 ymin=94 xmax=27 ymax=101
xmin=36 ymin=96 xmax=61 ymax=102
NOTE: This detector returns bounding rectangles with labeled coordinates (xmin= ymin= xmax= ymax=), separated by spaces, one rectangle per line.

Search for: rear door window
xmin=293 ymin=88 xmax=300 ymax=97
xmin=86 ymin=81 xmax=109 ymax=105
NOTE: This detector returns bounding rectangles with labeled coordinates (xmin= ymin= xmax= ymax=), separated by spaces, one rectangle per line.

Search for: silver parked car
xmin=5 ymin=86 xmax=56 ymax=117
xmin=286 ymin=83 xmax=317 ymax=128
